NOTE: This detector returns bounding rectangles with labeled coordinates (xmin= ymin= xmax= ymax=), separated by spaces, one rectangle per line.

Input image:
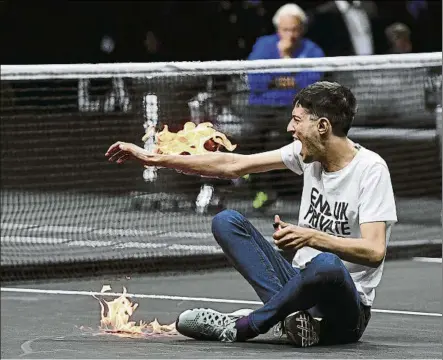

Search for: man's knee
xmin=211 ymin=209 xmax=244 ymax=234
xmin=312 ymin=252 xmax=342 ymax=265
xmin=310 ymin=252 xmax=347 ymax=283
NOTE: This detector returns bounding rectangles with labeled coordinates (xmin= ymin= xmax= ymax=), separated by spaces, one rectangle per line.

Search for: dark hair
xmin=292 ymin=81 xmax=357 ymax=136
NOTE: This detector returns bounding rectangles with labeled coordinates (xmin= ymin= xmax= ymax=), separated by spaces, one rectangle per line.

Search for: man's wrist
xmin=139 ymin=151 xmax=161 ymax=167
xmin=279 ymin=51 xmax=292 ymax=58
xmin=307 ymin=228 xmax=318 ymax=247
xmin=309 ymin=229 xmax=342 ymax=251
xmin=150 ymin=153 xmax=163 ymax=166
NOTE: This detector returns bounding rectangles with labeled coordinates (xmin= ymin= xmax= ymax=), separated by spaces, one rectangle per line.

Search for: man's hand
xmin=277 ymin=38 xmax=295 ymax=58
xmin=275 ymin=76 xmax=296 ymax=89
xmin=105 ymin=141 xmax=156 ymax=165
xmin=268 ymin=76 xmax=296 ymax=90
xmin=273 ymin=214 xmax=313 ymax=251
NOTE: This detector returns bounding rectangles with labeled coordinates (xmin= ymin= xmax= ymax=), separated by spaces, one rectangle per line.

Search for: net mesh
xmin=1 ymin=53 xmax=442 ymax=281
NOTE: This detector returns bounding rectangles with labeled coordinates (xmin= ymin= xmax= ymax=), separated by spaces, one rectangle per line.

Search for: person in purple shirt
xmin=242 ymin=3 xmax=325 ymax=210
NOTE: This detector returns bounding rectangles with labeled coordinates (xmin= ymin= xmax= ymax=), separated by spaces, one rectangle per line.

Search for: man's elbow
xmin=368 ymin=247 xmax=386 ymax=268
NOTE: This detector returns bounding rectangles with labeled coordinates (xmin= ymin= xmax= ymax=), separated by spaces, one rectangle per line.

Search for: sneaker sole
xmin=284 ymin=311 xmax=320 ymax=347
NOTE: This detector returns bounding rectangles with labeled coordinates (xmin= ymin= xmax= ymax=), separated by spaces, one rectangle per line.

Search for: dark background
xmin=1 ymin=0 xmax=441 ymax=65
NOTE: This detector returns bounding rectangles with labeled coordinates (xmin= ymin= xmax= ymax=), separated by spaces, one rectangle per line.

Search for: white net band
xmin=1 ymin=52 xmax=441 ymax=80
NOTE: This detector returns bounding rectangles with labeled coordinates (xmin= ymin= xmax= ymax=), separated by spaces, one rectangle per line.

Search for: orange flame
xmin=142 ymin=121 xmax=237 ymax=156
xmin=90 ymin=285 xmax=178 ymax=339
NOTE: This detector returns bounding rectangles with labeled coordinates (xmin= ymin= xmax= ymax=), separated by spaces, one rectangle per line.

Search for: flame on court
xmin=88 ymin=285 xmax=178 ymax=338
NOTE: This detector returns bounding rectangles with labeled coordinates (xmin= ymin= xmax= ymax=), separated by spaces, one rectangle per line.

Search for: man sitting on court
xmin=105 ymin=81 xmax=397 ymax=347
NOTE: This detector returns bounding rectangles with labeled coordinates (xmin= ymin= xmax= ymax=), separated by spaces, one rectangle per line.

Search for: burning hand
xmin=148 ymin=122 xmax=237 ymax=156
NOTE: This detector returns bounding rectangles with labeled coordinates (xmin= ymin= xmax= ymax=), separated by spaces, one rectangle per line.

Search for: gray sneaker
xmin=175 ymin=308 xmax=253 ymax=342
xmin=284 ymin=311 xmax=321 ymax=347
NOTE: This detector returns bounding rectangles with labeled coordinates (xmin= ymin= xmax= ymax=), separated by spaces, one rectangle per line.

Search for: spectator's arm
xmin=247 ymin=37 xmax=269 ymax=61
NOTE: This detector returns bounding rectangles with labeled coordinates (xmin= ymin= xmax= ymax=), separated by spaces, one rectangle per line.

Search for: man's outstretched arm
xmin=105 ymin=141 xmax=287 ymax=179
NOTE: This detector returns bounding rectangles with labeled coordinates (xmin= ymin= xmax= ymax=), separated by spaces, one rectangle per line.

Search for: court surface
xmin=1 ymin=259 xmax=441 ymax=359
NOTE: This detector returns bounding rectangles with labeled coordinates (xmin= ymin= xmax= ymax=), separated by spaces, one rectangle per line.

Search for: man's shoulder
xmin=301 ymin=38 xmax=324 ymax=54
xmin=358 ymin=146 xmax=388 ymax=165
xmin=355 ymin=146 xmax=390 ymax=175
xmin=254 ymin=34 xmax=279 ymax=47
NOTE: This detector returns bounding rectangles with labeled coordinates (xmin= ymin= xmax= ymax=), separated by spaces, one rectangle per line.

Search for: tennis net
xmin=1 ymin=53 xmax=442 ymax=281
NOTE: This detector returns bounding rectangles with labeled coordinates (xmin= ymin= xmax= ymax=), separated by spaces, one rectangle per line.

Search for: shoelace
xmin=198 ymin=310 xmax=243 ymax=341
xmin=218 ymin=314 xmax=244 ymax=342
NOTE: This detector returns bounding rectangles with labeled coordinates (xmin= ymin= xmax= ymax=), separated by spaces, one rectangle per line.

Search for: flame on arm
xmin=142 ymin=122 xmax=237 ymax=156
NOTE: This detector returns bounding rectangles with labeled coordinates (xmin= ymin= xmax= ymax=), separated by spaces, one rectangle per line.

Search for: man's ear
xmin=317 ymin=117 xmax=331 ymax=135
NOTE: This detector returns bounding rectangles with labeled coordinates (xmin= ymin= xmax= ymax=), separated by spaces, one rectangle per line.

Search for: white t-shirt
xmin=280 ymin=141 xmax=397 ymax=306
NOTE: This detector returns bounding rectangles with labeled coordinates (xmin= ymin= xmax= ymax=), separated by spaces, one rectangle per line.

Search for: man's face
xmin=277 ymin=15 xmax=304 ymax=44
xmin=287 ymin=105 xmax=321 ymax=163
xmin=391 ymin=35 xmax=412 ymax=53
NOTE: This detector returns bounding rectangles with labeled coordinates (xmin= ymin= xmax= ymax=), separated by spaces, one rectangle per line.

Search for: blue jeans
xmin=212 ymin=209 xmax=371 ymax=344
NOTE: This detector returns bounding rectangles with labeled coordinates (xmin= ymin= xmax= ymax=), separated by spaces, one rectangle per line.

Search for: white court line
xmin=412 ymin=257 xmax=442 ymax=264
xmin=1 ymin=287 xmax=441 ymax=318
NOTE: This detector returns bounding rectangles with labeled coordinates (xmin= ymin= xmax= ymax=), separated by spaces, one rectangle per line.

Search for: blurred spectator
xmin=242 ymin=3 xmax=324 ymax=209
xmin=377 ymin=1 xmax=441 ymax=53
xmin=385 ymin=22 xmax=413 ymax=54
xmin=306 ymin=1 xmax=386 ymax=57
xmin=247 ymin=3 xmax=325 ymax=105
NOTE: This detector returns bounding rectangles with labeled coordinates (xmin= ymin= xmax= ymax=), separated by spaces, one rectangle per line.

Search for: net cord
xmin=1 ymin=52 xmax=441 ymax=80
